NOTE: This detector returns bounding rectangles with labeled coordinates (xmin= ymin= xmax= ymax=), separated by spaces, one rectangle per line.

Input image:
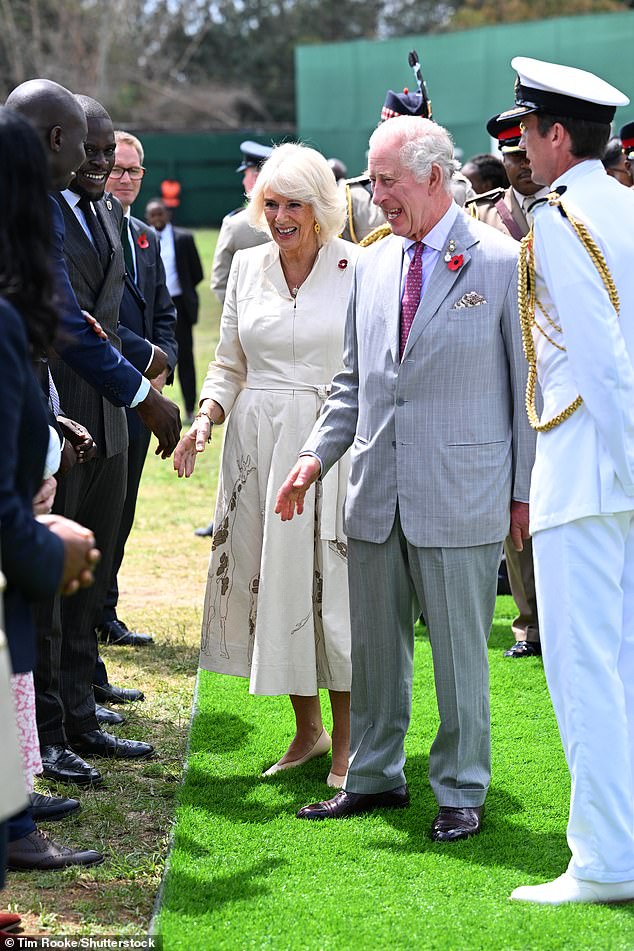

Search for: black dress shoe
xmin=29 ymin=792 xmax=81 ymax=822
xmin=7 ymin=829 xmax=103 ymax=871
xmin=95 ymin=704 xmax=125 ymax=726
xmin=297 ymin=785 xmax=410 ymax=820
xmin=194 ymin=521 xmax=214 ymax=537
xmin=40 ymin=744 xmax=103 ymax=786
xmin=431 ymin=806 xmax=483 ymax=842
xmin=95 ymin=619 xmax=153 ymax=647
xmin=69 ymin=728 xmax=154 ymax=760
xmin=93 ymin=682 xmax=145 ymax=704
xmin=503 ymin=640 xmax=542 ymax=658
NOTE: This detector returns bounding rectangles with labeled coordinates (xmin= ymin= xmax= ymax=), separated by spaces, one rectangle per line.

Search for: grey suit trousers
xmin=346 ymin=510 xmax=501 ymax=806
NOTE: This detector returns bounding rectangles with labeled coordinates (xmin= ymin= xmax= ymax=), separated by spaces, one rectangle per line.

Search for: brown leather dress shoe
xmin=431 ymin=806 xmax=483 ymax=842
xmin=297 ymin=785 xmax=409 ymax=820
xmin=7 ymin=829 xmax=104 ymax=871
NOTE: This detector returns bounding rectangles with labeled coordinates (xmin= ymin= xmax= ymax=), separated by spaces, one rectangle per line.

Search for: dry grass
xmin=2 ymin=229 xmax=220 ymax=937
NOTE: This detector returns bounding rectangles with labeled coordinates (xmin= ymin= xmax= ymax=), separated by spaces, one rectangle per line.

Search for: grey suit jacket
xmin=303 ymin=207 xmax=535 ymax=548
xmin=50 ymin=193 xmax=128 ymax=459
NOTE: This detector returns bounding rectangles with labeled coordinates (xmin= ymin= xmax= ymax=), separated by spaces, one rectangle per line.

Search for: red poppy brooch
xmin=338 ymin=259 xmax=348 ymax=270
xmin=444 ymin=239 xmax=463 ymax=271
xmin=136 ymin=231 xmax=149 ymax=249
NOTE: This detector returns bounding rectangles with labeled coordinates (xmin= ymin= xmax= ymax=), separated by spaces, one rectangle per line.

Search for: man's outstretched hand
xmin=275 ymin=456 xmax=321 ymax=521
xmin=135 ymin=386 xmax=181 ymax=458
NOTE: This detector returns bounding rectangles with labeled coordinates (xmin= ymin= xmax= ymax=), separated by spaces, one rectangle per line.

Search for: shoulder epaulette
xmin=360 ymin=224 xmax=392 ymax=247
xmin=465 ymin=187 xmax=507 ymax=220
xmin=345 ymin=174 xmax=371 ymax=187
xmin=465 ymin=186 xmax=506 ymax=208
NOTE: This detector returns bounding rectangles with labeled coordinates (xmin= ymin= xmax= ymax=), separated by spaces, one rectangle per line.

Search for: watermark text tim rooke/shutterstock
xmin=1 ymin=937 xmax=162 ymax=950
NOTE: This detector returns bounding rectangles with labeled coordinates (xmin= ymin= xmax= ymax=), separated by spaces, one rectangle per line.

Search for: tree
xmin=449 ymin=0 xmax=626 ymax=28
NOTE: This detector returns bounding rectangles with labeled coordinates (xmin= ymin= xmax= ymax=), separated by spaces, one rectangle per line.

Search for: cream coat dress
xmin=199 ymin=236 xmax=358 ymax=695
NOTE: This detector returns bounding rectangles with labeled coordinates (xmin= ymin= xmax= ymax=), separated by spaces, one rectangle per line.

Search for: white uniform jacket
xmin=529 ymin=160 xmax=634 ymax=533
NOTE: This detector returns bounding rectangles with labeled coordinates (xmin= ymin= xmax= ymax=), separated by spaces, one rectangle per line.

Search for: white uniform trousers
xmin=533 ymin=512 xmax=634 ymax=882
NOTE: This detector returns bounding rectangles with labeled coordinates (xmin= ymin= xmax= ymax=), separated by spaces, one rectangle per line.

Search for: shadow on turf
xmin=162 ymin=854 xmax=287 ymax=914
xmin=177 ymin=740 xmax=580 ymax=881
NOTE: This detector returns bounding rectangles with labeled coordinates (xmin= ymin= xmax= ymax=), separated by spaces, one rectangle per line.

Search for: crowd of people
xmin=2 ymin=48 xmax=634 ymax=938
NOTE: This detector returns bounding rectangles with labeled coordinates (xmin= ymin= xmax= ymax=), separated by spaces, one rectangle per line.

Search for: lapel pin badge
xmin=444 ymin=238 xmax=463 ymax=271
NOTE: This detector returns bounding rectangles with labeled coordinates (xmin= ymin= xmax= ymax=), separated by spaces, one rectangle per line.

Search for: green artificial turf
xmin=157 ymin=598 xmax=634 ymax=950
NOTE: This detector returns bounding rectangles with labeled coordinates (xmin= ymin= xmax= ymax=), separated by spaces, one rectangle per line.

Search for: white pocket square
xmin=452 ymin=291 xmax=487 ymax=309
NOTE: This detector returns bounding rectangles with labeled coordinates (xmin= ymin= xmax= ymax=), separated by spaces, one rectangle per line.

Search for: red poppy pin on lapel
xmin=137 ymin=231 xmax=149 ymax=249
xmin=444 ymin=239 xmax=463 ymax=272
xmin=338 ymin=259 xmax=348 ymax=270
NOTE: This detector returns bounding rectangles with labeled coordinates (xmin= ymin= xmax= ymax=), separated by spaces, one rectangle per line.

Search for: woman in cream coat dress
xmin=174 ymin=144 xmax=358 ymax=785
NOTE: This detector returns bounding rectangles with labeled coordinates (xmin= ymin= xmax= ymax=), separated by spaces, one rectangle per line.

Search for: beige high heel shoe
xmin=262 ymin=728 xmax=332 ymax=777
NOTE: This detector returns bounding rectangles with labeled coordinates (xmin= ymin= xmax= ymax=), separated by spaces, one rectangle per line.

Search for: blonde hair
xmin=248 ymin=142 xmax=346 ymax=245
xmin=114 ymin=129 xmax=144 ymax=164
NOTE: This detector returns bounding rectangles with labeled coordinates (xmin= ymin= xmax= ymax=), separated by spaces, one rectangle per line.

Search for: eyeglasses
xmin=109 ymin=166 xmax=145 ymax=180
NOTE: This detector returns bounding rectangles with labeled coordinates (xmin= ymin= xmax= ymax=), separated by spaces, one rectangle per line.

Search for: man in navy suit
xmin=94 ymin=130 xmax=178 ymax=651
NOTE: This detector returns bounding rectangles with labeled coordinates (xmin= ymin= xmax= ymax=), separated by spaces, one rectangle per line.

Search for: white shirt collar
xmin=512 ymin=185 xmax=551 ymax=209
xmin=402 ymin=201 xmax=460 ymax=254
xmin=61 ymin=188 xmax=82 ymax=209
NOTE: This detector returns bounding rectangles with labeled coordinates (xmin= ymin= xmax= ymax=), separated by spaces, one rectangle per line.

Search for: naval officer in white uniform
xmin=509 ymin=56 xmax=634 ymax=906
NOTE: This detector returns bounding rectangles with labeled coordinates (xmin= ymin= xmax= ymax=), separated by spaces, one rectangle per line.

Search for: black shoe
xmin=40 ymin=744 xmax=102 ymax=786
xmin=29 ymin=792 xmax=81 ymax=822
xmin=95 ymin=619 xmax=153 ymax=647
xmin=431 ymin=806 xmax=483 ymax=842
xmin=504 ymin=640 xmax=542 ymax=658
xmin=296 ymin=785 xmax=409 ymax=820
xmin=93 ymin=682 xmax=145 ymax=704
xmin=7 ymin=829 xmax=103 ymax=871
xmin=95 ymin=704 xmax=125 ymax=726
xmin=69 ymin=728 xmax=154 ymax=760
xmin=194 ymin=521 xmax=214 ymax=537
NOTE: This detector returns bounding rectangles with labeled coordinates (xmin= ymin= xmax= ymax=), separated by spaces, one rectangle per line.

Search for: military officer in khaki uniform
xmin=467 ymin=108 xmax=549 ymax=658
xmin=210 ymin=140 xmax=273 ymax=305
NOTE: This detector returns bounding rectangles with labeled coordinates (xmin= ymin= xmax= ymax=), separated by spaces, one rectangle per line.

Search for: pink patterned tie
xmin=399 ymin=241 xmax=424 ymax=359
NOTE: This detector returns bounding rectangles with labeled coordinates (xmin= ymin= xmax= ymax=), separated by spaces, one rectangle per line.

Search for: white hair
xmin=369 ymin=116 xmax=458 ymax=189
xmin=248 ymin=142 xmax=346 ymax=245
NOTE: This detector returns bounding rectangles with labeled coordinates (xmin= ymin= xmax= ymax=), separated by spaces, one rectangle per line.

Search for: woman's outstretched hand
xmin=173 ymin=416 xmax=211 ymax=478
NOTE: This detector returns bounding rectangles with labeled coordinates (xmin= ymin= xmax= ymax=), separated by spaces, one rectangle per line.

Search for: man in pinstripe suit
xmin=35 ymin=97 xmax=156 ymax=774
xmin=277 ymin=116 xmax=534 ymax=840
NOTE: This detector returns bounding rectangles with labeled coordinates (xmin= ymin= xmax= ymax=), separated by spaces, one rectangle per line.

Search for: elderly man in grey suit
xmin=276 ymin=115 xmax=534 ymax=840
